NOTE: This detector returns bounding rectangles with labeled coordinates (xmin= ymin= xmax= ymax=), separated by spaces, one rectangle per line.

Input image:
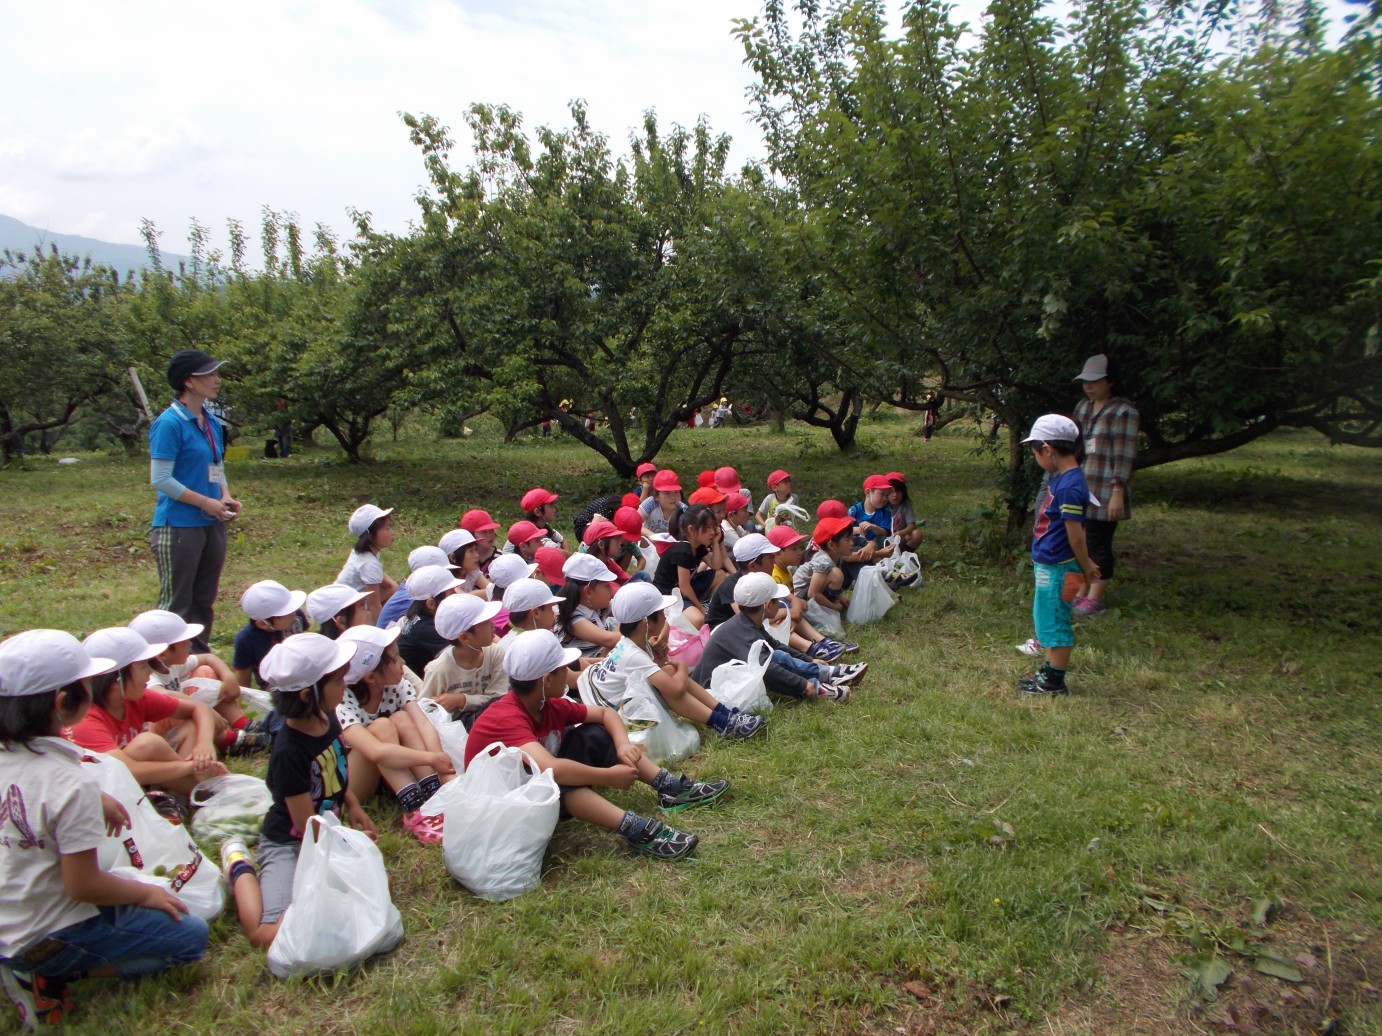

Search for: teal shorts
xmin=1032 ymin=560 xmax=1079 ymax=649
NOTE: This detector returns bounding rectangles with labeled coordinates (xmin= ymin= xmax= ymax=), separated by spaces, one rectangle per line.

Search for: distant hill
xmin=0 ymin=213 xmax=187 ymax=277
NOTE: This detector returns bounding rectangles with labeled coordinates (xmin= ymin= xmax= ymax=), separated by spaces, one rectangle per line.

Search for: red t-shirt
xmin=68 ymin=691 xmax=182 ymax=752
xmin=463 ymin=690 xmax=588 ymax=769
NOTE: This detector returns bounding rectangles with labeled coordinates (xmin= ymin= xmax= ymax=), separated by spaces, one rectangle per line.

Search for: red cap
xmin=534 ymin=546 xmax=567 ymax=585
xmin=582 ymin=519 xmax=622 ymax=547
xmin=613 ymin=506 xmax=644 ymax=540
xmin=863 ymin=474 xmax=892 ymax=491
xmin=885 ymin=471 xmax=905 ymax=484
xmin=812 ymin=515 xmax=854 ymax=547
xmin=459 ymin=509 xmax=500 ymax=533
xmin=521 ymin=488 xmax=559 ymax=512
xmin=767 ymin=525 xmax=806 ymax=549
xmin=506 ymin=520 xmax=547 ymax=546
xmin=724 ymin=491 xmax=750 ymax=514
xmin=620 ymin=492 xmax=642 ymax=510
xmin=713 ymin=466 xmax=742 ymax=493
xmin=635 ymin=462 xmax=657 ymax=478
xmin=766 ymin=469 xmax=792 ymax=488
xmin=816 ymin=499 xmax=848 ymax=519
xmin=652 ymin=470 xmax=682 ymax=493
xmin=697 ymin=470 xmax=716 ymax=488
xmin=689 ymin=486 xmax=727 ymax=506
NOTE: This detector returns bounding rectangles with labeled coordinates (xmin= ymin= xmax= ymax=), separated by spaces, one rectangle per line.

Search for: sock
xmin=395 ymin=782 xmax=425 ymax=813
xmin=707 ymin=702 xmax=731 ymax=733
xmin=1040 ymin=663 xmax=1067 ymax=688
xmin=224 ymin=848 xmax=255 ymax=886
xmin=618 ymin=810 xmax=652 ymax=840
xmin=651 ymin=768 xmax=685 ymax=795
xmin=419 ymin=772 xmax=442 ymax=801
xmin=215 ymin=714 xmax=251 ymax=750
xmin=232 ymin=715 xmax=249 ymax=731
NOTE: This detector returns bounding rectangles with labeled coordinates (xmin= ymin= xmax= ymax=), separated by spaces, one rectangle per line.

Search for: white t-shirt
xmin=559 ymin=605 xmax=616 ymax=658
xmin=0 ymin=738 xmax=104 ymax=957
xmin=336 ymin=680 xmax=418 ymax=731
xmin=419 ymin=644 xmax=508 ymax=706
xmin=721 ymin=519 xmax=742 ymax=553
xmin=337 ymin=550 xmax=385 ymax=590
xmin=147 ymin=655 xmax=201 ymax=693
xmin=578 ymin=637 xmax=661 ymax=710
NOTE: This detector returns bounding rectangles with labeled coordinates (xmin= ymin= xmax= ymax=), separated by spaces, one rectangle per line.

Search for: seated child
xmin=439 ymin=528 xmax=491 ymax=595
xmin=70 ymin=628 xmax=229 ymax=797
xmin=756 ymin=469 xmax=798 ymax=525
xmin=486 ymin=552 xmax=540 ymax=638
xmin=377 ymin=546 xmax=455 ymax=629
xmin=503 ymin=521 xmax=548 ymax=564
xmin=571 ymin=494 xmax=625 ymax=546
xmin=466 ymin=629 xmax=727 ymax=860
xmin=459 ymin=509 xmax=501 ymax=574
xmin=534 ymin=546 xmax=569 ymax=591
xmin=611 ymin=507 xmax=650 ymax=581
xmin=580 ymin=583 xmax=765 ymax=739
xmin=337 ymin=504 xmax=397 ymax=616
xmin=556 ymin=553 xmax=621 ymax=656
xmin=765 ymin=526 xmax=845 ymax=661
xmin=395 ymin=567 xmax=462 ymax=675
xmin=886 ymin=472 xmax=924 ymax=553
xmin=337 ymin=625 xmax=453 ymax=845
xmin=0 ymin=630 xmax=209 ymax=1028
xmin=581 ymin=519 xmax=635 ymax=584
xmin=721 ymin=492 xmax=752 ymax=551
xmin=692 ymin=574 xmax=856 ymax=702
xmin=843 ymin=476 xmax=897 ymax=583
xmin=792 ymin=518 xmax=860 ymax=651
xmin=420 ymin=593 xmax=506 ymax=720
xmin=638 ymin=470 xmax=685 ymax=535
xmin=519 ymin=488 xmax=566 ymax=551
xmin=650 ymin=503 xmax=728 ymax=629
xmin=712 ymin=466 xmax=743 ymax=498
xmin=632 ymin=462 xmax=657 ymax=503
xmin=498 ymin=578 xmax=564 ymax=651
xmin=307 ymin=583 xmax=372 ymax=640
xmin=232 ymin=579 xmax=308 ymax=687
xmin=219 ymin=634 xmax=376 ymax=952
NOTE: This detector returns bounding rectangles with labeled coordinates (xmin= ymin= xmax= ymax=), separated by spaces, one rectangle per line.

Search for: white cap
xmin=504 ymin=628 xmax=580 ymax=682
xmin=407 ymin=545 xmax=454 ymax=572
xmin=0 ymin=630 xmax=117 ymax=698
xmin=1074 ymin=354 xmax=1109 ymax=381
xmin=1020 ymin=414 xmax=1080 ymax=444
xmin=407 ymin=565 xmax=463 ymax=602
xmin=339 ymin=625 xmax=401 ymax=684
xmin=488 ymin=553 xmax=538 ymax=589
xmin=260 ymin=633 xmax=356 ymax=693
xmin=438 ymin=528 xmax=476 ymax=557
xmin=734 ymin=572 xmax=791 ymax=608
xmin=305 ymin=583 xmax=370 ymax=625
xmin=502 ymin=577 xmax=565 ymax=614
xmin=434 ymin=594 xmax=503 ymax=640
xmin=610 ymin=583 xmax=679 ymax=623
xmin=732 ymin=533 xmax=779 ymax=564
xmin=82 ymin=628 xmax=168 ymax=670
xmin=348 ymin=504 xmax=393 ymax=537
xmin=128 ymin=609 xmax=203 ymax=647
xmin=562 ymin=552 xmax=617 ymax=583
xmin=239 ymin=579 xmax=307 ymax=622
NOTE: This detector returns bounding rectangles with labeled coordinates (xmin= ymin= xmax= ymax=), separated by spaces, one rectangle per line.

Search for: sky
xmin=1 ymin=0 xmax=1359 ymax=256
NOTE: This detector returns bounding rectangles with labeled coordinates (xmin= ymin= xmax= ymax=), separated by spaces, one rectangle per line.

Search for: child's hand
xmin=605 ymin=764 xmax=639 ymax=791
xmin=430 ymin=752 xmax=456 ymax=776
xmin=100 ymin=792 xmax=131 ymax=836
xmin=1083 ymin=561 xmax=1102 ymax=583
xmin=139 ymin=884 xmax=191 ymax=921
xmin=615 ymin=743 xmax=643 ymax=768
xmin=191 ymin=741 xmax=219 ymax=773
xmin=349 ymin=805 xmax=379 ymax=841
xmin=217 ymin=679 xmax=241 ymax=705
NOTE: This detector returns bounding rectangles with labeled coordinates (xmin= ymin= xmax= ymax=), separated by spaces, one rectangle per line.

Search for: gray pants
xmin=151 ymin=523 xmax=226 ymax=653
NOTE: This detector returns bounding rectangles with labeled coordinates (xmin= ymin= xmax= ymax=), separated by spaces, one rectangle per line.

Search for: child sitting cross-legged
xmin=555 ymin=553 xmax=621 ymax=657
xmin=579 ymin=583 xmax=766 ymax=740
xmin=0 ymin=630 xmax=209 ymax=1029
xmin=336 ymin=625 xmax=454 ymax=845
xmin=232 ymin=580 xmax=309 ymax=689
xmin=466 ymin=629 xmax=728 ymax=860
xmin=420 ymin=592 xmax=506 ymax=722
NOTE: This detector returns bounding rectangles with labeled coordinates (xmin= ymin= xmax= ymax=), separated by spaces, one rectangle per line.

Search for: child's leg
xmin=119 ymin=731 xmax=201 ymax=797
xmin=655 ymin=665 xmax=714 ymax=724
xmin=353 ymin=717 xmax=418 ymax=798
xmin=680 ymin=602 xmax=706 ymax=628
xmin=22 ymin=904 xmax=209 ymax=983
xmin=225 ymin=841 xmax=295 ymax=950
xmin=387 ymin=710 xmax=439 ymax=783
xmin=903 ymin=528 xmax=923 ymax=552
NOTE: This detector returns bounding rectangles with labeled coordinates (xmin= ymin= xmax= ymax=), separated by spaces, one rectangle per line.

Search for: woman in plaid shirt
xmin=1071 ymin=354 xmax=1139 ymax=617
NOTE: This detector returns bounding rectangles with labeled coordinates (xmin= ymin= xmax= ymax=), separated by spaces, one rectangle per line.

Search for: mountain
xmin=0 ymin=213 xmax=186 ymax=277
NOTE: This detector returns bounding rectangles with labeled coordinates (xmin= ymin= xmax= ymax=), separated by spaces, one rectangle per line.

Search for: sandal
xmin=402 ymin=811 xmax=444 ymax=845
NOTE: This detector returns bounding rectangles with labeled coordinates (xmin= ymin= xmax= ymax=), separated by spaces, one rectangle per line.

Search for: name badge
xmin=208 ymin=463 xmax=226 ymax=486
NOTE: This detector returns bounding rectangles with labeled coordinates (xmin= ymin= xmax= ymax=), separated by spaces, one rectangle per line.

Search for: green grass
xmin=1 ymin=418 xmax=1379 ymax=1035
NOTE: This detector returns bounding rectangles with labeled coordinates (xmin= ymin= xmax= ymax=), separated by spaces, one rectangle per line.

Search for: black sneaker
xmin=719 ymin=712 xmax=766 ymax=740
xmin=657 ymin=777 xmax=730 ymax=812
xmin=628 ymin=819 xmax=699 ymax=860
xmin=830 ymin=663 xmax=868 ymax=686
xmin=1017 ymin=673 xmax=1068 ymax=697
xmin=227 ymin=728 xmax=271 ymax=756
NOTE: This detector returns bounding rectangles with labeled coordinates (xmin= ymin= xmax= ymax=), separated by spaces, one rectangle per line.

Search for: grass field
xmin=0 ymin=415 xmax=1379 ymax=1035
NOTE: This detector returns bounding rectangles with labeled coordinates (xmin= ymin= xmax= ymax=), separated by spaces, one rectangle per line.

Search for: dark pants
xmin=555 ymin=724 xmax=620 ymax=820
xmin=1085 ymin=519 xmax=1120 ymax=581
xmin=151 ymin=523 xmax=227 ymax=652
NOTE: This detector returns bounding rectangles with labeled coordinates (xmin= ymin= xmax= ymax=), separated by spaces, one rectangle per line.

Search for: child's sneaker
xmin=830 ymin=663 xmax=868 ymax=686
xmin=220 ymin=839 xmax=255 ymax=883
xmin=1073 ymin=598 xmax=1107 ymax=619
xmin=807 ymin=640 xmax=842 ymax=663
xmin=1015 ymin=637 xmax=1043 ymax=656
xmin=816 ymin=680 xmax=852 ymax=702
xmin=628 ymin=819 xmax=699 ymax=860
xmin=1 ymin=964 xmax=67 ymax=1030
xmin=719 ymin=712 xmax=767 ymax=740
xmin=658 ymin=776 xmax=730 ymax=812
xmin=227 ymin=728 xmax=271 ymax=756
xmin=401 ymin=811 xmax=444 ymax=845
xmin=1017 ymin=672 xmax=1069 ymax=697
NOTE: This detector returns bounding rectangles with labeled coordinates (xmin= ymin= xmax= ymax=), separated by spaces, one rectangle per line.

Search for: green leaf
xmin=1251 ymin=897 xmax=1274 ymax=926
xmin=1253 ymin=957 xmax=1305 ymax=983
xmin=1184 ymin=954 xmax=1233 ymax=999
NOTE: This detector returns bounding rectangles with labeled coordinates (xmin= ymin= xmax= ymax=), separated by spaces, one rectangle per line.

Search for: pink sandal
xmin=402 ymin=811 xmax=444 ymax=845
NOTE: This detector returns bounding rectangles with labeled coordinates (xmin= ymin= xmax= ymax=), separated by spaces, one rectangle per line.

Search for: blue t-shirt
xmin=848 ymin=501 xmax=894 ymax=545
xmin=1031 ymin=467 xmax=1090 ymax=565
xmin=148 ymin=401 xmax=224 ymax=528
xmin=377 ymin=582 xmax=413 ymax=628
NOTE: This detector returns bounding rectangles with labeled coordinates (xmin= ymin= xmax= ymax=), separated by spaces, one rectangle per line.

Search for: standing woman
xmin=1071 ymin=354 xmax=1139 ymax=617
xmin=148 ymin=350 xmax=242 ymax=652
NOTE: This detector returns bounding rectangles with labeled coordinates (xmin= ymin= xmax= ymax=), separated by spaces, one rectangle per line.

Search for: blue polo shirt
xmin=149 ymin=401 xmax=224 ymax=528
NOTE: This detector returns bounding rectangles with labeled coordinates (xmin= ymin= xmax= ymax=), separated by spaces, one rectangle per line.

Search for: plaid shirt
xmin=1073 ymin=397 xmax=1139 ymax=520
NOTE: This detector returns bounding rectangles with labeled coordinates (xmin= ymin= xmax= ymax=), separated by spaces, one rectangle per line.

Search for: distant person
xmin=274 ymin=399 xmax=293 ymax=459
xmin=148 ymin=350 xmax=242 ymax=652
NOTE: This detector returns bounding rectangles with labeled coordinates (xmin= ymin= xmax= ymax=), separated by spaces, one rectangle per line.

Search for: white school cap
xmin=502 ymin=577 xmax=565 ymax=614
xmin=239 ymin=579 xmax=307 ymax=622
xmin=434 ymin=594 xmax=503 ymax=641
xmin=128 ymin=609 xmax=204 ymax=647
xmin=407 ymin=565 xmax=464 ymax=602
xmin=438 ymin=528 xmax=476 ymax=557
xmin=610 ymin=582 xmax=679 ymax=624
xmin=407 ymin=545 xmax=455 ymax=573
xmin=306 ymin=583 xmax=370 ymax=625
xmin=731 ymin=533 xmax=779 ymax=564
xmin=734 ymin=572 xmax=791 ymax=608
xmin=260 ymin=633 xmax=356 ymax=693
xmin=82 ymin=628 xmax=168 ymax=670
xmin=1020 ymin=414 xmax=1080 ymax=444
xmin=339 ymin=625 xmax=401 ymax=684
xmin=562 ymin=552 xmax=617 ymax=583
xmin=348 ymin=504 xmax=393 ymax=537
xmin=488 ymin=553 xmax=539 ymax=589
xmin=504 ymin=628 xmax=580 ymax=682
xmin=0 ymin=630 xmax=117 ymax=699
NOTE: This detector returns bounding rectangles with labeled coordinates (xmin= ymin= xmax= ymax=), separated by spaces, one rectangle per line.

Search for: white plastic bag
xmin=85 ymin=754 xmax=226 ymax=921
xmin=189 ymin=774 xmax=272 ymax=844
xmin=418 ymin=697 xmax=469 ymax=772
xmin=237 ymin=686 xmax=274 ymax=718
xmin=638 ymin=536 xmax=661 ymax=585
xmin=440 ymin=742 xmax=560 ymax=902
xmin=804 ymin=598 xmax=845 ymax=637
xmin=709 ymin=640 xmax=774 ymax=715
xmin=266 ymin=813 xmax=404 ymax=979
xmin=846 ymin=564 xmax=899 ymax=624
xmin=764 ymin=605 xmax=792 ymax=646
xmin=182 ymin=677 xmax=223 ymax=707
xmin=620 ymin=676 xmax=700 ymax=766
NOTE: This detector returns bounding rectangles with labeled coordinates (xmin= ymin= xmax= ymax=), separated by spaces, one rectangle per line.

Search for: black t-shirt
xmin=705 ymin=571 xmax=742 ymax=628
xmin=261 ymin=713 xmax=348 ymax=844
xmin=651 ymin=542 xmax=709 ymax=595
xmin=399 ymin=611 xmax=450 ymax=675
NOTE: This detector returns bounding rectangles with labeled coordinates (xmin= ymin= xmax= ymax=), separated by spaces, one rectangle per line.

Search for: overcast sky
xmin=1 ymin=0 xmax=1358 ymax=256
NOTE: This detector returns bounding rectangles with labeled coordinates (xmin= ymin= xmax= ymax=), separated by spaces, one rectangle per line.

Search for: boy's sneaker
xmin=227 ymin=728 xmax=271 ymax=756
xmin=719 ymin=712 xmax=767 ymax=740
xmin=658 ymin=777 xmax=730 ymax=812
xmin=220 ymin=839 xmax=255 ymax=883
xmin=1073 ymin=598 xmax=1107 ymax=619
xmin=628 ymin=819 xmax=699 ymax=860
xmin=1017 ymin=672 xmax=1069 ymax=697
xmin=807 ymin=640 xmax=843 ymax=663
xmin=816 ymin=680 xmax=852 ymax=702
xmin=830 ymin=663 xmax=868 ymax=686
xmin=1 ymin=964 xmax=67 ymax=1030
xmin=837 ymin=640 xmax=860 ymax=654
xmin=1016 ymin=637 xmax=1044 ymax=656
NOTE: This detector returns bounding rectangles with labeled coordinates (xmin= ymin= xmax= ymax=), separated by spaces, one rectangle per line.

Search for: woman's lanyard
xmin=198 ymin=415 xmax=220 ymax=465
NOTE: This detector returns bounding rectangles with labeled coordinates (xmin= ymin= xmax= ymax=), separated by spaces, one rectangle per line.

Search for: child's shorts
xmin=1032 ymin=561 xmax=1080 ymax=649
xmin=255 ymin=838 xmax=301 ymax=924
xmin=554 ymin=724 xmax=620 ymax=820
